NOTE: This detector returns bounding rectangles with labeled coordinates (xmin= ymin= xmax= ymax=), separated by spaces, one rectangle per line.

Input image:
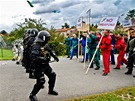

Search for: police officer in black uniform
xmin=26 ymin=28 xmax=38 ymax=78
xmin=29 ymin=30 xmax=59 ymax=101
xmin=22 ymin=28 xmax=38 ymax=74
xmin=22 ymin=28 xmax=31 ymax=67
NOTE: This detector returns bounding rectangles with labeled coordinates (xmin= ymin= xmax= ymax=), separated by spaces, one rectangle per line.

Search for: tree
xmin=0 ymin=30 xmax=7 ymax=35
xmin=90 ymin=24 xmax=97 ymax=31
xmin=116 ymin=21 xmax=121 ymax=26
xmin=22 ymin=18 xmax=47 ymax=31
xmin=3 ymin=18 xmax=66 ymax=56
xmin=3 ymin=18 xmax=47 ymax=45
xmin=71 ymin=26 xmax=76 ymax=29
xmin=62 ymin=23 xmax=70 ymax=28
xmin=125 ymin=9 xmax=135 ymax=20
xmin=94 ymin=24 xmax=98 ymax=28
xmin=91 ymin=24 xmax=94 ymax=27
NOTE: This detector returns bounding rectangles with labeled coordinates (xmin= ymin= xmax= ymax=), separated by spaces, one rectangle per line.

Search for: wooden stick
xmin=83 ymin=36 xmax=88 ymax=69
xmin=85 ymin=33 xmax=104 ymax=74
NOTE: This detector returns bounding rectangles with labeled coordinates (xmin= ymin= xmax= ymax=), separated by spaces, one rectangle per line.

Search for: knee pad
xmin=48 ymin=72 xmax=56 ymax=80
xmin=40 ymin=77 xmax=45 ymax=84
xmin=51 ymin=72 xmax=56 ymax=77
xmin=37 ymin=76 xmax=45 ymax=86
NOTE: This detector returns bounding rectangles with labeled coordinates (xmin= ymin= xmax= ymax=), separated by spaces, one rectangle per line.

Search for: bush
xmin=49 ymin=41 xmax=66 ymax=56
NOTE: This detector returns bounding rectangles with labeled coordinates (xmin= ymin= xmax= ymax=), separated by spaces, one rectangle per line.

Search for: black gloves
xmin=46 ymin=56 xmax=51 ymax=62
xmin=54 ymin=56 xmax=59 ymax=62
xmin=45 ymin=53 xmax=51 ymax=62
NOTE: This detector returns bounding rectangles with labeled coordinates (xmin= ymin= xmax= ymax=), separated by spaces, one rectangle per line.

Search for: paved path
xmin=0 ymin=57 xmax=135 ymax=101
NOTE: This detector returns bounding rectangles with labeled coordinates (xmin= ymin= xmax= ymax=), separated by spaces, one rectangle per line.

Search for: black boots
xmin=102 ymin=73 xmax=108 ymax=76
xmin=29 ymin=94 xmax=38 ymax=101
xmin=48 ymin=90 xmax=58 ymax=96
xmin=125 ymin=70 xmax=132 ymax=75
xmin=113 ymin=67 xmax=120 ymax=70
xmin=29 ymin=90 xmax=58 ymax=101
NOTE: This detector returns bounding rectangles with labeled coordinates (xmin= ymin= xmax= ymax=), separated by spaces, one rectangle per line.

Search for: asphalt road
xmin=0 ymin=56 xmax=135 ymax=101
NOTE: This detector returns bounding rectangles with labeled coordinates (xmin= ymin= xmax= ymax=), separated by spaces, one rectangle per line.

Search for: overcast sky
xmin=0 ymin=0 xmax=135 ymax=33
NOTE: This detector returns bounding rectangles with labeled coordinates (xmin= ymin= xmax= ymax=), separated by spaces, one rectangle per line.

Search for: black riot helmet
xmin=24 ymin=28 xmax=31 ymax=35
xmin=23 ymin=28 xmax=31 ymax=40
xmin=35 ymin=30 xmax=50 ymax=45
xmin=29 ymin=28 xmax=38 ymax=37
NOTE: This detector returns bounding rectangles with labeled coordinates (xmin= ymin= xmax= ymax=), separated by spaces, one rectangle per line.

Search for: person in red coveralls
xmin=99 ymin=30 xmax=112 ymax=76
xmin=113 ymin=34 xmax=128 ymax=69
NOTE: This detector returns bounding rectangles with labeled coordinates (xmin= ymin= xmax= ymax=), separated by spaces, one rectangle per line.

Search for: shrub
xmin=49 ymin=41 xmax=66 ymax=56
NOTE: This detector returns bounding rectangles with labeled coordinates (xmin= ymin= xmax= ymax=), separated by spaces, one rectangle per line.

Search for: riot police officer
xmin=26 ymin=28 xmax=38 ymax=78
xmin=22 ymin=28 xmax=31 ymax=67
xmin=29 ymin=30 xmax=59 ymax=101
xmin=22 ymin=28 xmax=38 ymax=73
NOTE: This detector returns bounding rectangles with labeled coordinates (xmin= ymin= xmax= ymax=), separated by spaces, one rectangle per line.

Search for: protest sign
xmin=98 ymin=17 xmax=119 ymax=30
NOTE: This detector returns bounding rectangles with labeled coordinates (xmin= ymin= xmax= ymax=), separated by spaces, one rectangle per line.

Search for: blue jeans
xmin=70 ymin=48 xmax=78 ymax=59
xmin=110 ymin=49 xmax=115 ymax=64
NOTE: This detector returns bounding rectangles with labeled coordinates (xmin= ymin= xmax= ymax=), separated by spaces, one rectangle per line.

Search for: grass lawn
xmin=0 ymin=49 xmax=13 ymax=60
xmin=65 ymin=86 xmax=135 ymax=101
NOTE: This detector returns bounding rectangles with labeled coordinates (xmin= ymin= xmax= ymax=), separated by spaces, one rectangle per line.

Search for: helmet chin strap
xmin=41 ymin=41 xmax=48 ymax=46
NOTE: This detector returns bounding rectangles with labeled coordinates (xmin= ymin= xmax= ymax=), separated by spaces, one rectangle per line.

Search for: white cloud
xmin=0 ymin=0 xmax=135 ymax=33
xmin=0 ymin=0 xmax=37 ymax=32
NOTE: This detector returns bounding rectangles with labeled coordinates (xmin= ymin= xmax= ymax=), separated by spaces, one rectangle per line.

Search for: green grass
xmin=64 ymin=86 xmax=135 ymax=101
xmin=0 ymin=49 xmax=13 ymax=60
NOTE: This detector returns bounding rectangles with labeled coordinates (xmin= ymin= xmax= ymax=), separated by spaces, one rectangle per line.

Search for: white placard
xmin=97 ymin=17 xmax=119 ymax=30
xmin=122 ymin=19 xmax=132 ymax=27
xmin=76 ymin=17 xmax=83 ymax=29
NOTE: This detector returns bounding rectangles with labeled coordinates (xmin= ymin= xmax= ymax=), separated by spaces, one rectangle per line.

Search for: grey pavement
xmin=0 ymin=56 xmax=135 ymax=101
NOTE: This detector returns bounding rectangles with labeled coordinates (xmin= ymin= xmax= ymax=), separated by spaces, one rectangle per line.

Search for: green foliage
xmin=62 ymin=23 xmax=70 ymax=28
xmin=49 ymin=41 xmax=66 ymax=56
xmin=3 ymin=18 xmax=47 ymax=46
xmin=116 ymin=21 xmax=121 ymax=26
xmin=112 ymin=29 xmax=126 ymax=35
xmin=22 ymin=18 xmax=47 ymax=31
xmin=125 ymin=9 xmax=135 ymax=20
xmin=48 ymin=28 xmax=66 ymax=56
xmin=90 ymin=25 xmax=98 ymax=32
xmin=2 ymin=18 xmax=67 ymax=56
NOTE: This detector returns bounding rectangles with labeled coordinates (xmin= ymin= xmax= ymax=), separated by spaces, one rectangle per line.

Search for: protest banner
xmin=122 ymin=18 xmax=135 ymax=27
xmin=76 ymin=17 xmax=83 ymax=29
xmin=122 ymin=19 xmax=132 ymax=27
xmin=97 ymin=17 xmax=119 ymax=30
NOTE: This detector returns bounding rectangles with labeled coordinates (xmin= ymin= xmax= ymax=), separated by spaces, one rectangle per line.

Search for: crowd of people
xmin=64 ymin=29 xmax=135 ymax=76
xmin=11 ymin=28 xmax=135 ymax=101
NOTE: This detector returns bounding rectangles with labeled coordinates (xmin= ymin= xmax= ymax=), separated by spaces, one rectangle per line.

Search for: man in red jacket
xmin=113 ymin=34 xmax=128 ymax=69
xmin=99 ymin=30 xmax=112 ymax=76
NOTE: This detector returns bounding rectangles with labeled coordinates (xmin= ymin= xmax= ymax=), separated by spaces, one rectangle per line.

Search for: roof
xmin=124 ymin=27 xmax=135 ymax=32
xmin=56 ymin=28 xmax=71 ymax=32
